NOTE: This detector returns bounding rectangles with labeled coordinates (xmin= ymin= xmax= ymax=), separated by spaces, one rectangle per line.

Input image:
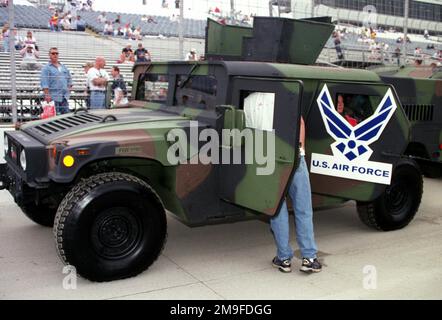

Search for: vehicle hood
xmin=21 ymin=108 xmax=191 ymax=145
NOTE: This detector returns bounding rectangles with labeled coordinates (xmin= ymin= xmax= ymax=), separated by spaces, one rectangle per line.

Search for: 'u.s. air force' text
xmin=310 ymin=153 xmax=393 ymax=185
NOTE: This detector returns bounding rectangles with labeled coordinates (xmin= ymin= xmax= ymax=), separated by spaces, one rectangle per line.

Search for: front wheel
xmin=357 ymin=159 xmax=423 ymax=231
xmin=53 ymin=172 xmax=167 ymax=282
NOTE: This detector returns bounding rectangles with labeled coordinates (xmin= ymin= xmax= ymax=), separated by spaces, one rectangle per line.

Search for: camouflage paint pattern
xmin=2 ymin=16 xmax=434 ymax=227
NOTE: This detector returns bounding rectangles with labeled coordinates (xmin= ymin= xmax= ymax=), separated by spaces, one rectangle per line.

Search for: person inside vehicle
xmin=336 ymin=94 xmax=358 ymax=127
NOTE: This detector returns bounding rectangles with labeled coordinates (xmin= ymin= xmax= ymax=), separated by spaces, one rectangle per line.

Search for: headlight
xmin=20 ymin=150 xmax=27 ymax=171
xmin=4 ymin=136 xmax=8 ymax=156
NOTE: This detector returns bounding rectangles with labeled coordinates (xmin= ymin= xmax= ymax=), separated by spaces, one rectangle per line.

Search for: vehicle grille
xmin=403 ymin=104 xmax=434 ymax=122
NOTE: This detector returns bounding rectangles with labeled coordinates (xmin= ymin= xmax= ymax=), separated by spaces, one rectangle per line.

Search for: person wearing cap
xmin=185 ymin=48 xmax=198 ymax=61
xmin=20 ymin=44 xmax=41 ymax=70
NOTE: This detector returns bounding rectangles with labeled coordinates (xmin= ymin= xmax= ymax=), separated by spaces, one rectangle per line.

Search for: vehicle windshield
xmin=136 ymin=73 xmax=169 ymax=103
xmin=174 ymin=75 xmax=217 ymax=110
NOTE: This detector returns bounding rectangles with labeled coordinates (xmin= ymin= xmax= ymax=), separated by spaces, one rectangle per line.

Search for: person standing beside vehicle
xmin=270 ymin=117 xmax=322 ymax=274
xmin=40 ymin=47 xmax=72 ymax=115
xmin=110 ymin=66 xmax=128 ymax=106
xmin=87 ymin=56 xmax=110 ymax=109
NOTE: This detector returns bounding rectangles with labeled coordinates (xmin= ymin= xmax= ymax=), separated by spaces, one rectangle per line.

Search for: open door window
xmin=220 ymin=77 xmax=303 ymax=216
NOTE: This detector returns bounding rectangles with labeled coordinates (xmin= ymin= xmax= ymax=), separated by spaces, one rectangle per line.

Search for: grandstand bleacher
xmin=0 ymin=5 xmax=207 ymax=38
xmin=0 ymin=3 xmax=440 ymax=122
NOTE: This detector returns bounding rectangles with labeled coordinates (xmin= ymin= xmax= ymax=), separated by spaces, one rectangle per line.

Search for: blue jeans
xmin=90 ymin=91 xmax=106 ymax=109
xmin=55 ymin=99 xmax=70 ymax=115
xmin=270 ymin=156 xmax=318 ymax=260
xmin=3 ymin=39 xmax=9 ymax=52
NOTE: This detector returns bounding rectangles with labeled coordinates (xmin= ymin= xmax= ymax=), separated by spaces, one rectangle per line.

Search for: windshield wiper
xmin=180 ymin=63 xmax=200 ymax=89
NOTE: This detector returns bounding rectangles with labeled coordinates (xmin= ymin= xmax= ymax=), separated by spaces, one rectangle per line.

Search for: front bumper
xmin=2 ymin=130 xmax=50 ymax=206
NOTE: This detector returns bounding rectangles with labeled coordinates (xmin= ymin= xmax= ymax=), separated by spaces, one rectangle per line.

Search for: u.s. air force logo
xmin=310 ymin=85 xmax=397 ymax=185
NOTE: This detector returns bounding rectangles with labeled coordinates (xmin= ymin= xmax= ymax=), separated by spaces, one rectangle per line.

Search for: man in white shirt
xmin=185 ymin=48 xmax=198 ymax=61
xmin=87 ymin=56 xmax=110 ymax=109
xmin=97 ymin=12 xmax=106 ymax=24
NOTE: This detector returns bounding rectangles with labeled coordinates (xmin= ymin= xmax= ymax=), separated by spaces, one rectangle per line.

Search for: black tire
xmin=20 ymin=202 xmax=57 ymax=227
xmin=53 ymin=172 xmax=167 ymax=282
xmin=357 ymin=160 xmax=423 ymax=231
xmin=421 ymin=163 xmax=441 ymax=179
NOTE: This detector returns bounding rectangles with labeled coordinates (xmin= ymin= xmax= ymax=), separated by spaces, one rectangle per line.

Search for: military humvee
xmin=370 ymin=65 xmax=442 ymax=178
xmin=0 ymin=17 xmax=426 ymax=282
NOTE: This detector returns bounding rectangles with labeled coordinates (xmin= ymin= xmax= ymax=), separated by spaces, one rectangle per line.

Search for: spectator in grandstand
xmin=20 ymin=45 xmax=42 ymax=70
xmin=336 ymin=94 xmax=358 ymax=127
xmin=49 ymin=11 xmax=61 ymax=32
xmin=111 ymin=66 xmax=128 ymax=106
xmin=123 ymin=23 xmax=133 ymax=39
xmin=12 ymin=28 xmax=24 ymax=51
xmin=147 ymin=16 xmax=158 ymax=24
xmin=114 ymin=26 xmax=124 ymax=37
xmin=414 ymin=47 xmax=423 ymax=65
xmin=132 ymin=27 xmax=142 ymax=41
xmin=427 ymin=43 xmax=435 ymax=50
xmin=103 ymin=21 xmax=113 ymax=36
xmin=73 ymin=15 xmax=86 ymax=31
xmin=134 ymin=43 xmax=151 ymax=63
xmin=69 ymin=0 xmax=79 ymax=15
xmin=87 ymin=56 xmax=110 ymax=109
xmin=369 ymin=27 xmax=376 ymax=40
xmin=185 ymin=48 xmax=198 ymax=61
xmin=2 ymin=24 xmax=9 ymax=52
xmin=119 ymin=44 xmax=135 ymax=64
xmin=424 ymin=29 xmax=430 ymax=40
xmin=332 ymin=31 xmax=344 ymax=60
xmin=382 ymin=42 xmax=390 ymax=63
xmin=0 ymin=0 xmax=8 ymax=8
xmin=82 ymin=61 xmax=94 ymax=108
xmin=61 ymin=15 xmax=72 ymax=31
xmin=394 ymin=47 xmax=401 ymax=66
xmin=97 ymin=12 xmax=107 ymax=24
xmin=114 ymin=15 xmax=122 ymax=25
xmin=24 ymin=31 xmax=37 ymax=48
xmin=41 ymin=47 xmax=73 ymax=115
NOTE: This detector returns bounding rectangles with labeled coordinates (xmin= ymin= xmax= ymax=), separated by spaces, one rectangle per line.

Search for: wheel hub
xmin=92 ymin=207 xmax=142 ymax=259
xmin=386 ymin=182 xmax=409 ymax=216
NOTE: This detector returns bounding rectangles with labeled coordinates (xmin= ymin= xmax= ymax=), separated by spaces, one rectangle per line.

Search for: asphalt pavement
xmin=0 ymin=177 xmax=441 ymax=300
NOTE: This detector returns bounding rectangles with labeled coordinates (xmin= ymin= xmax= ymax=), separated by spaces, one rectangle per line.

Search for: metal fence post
xmin=403 ymin=0 xmax=409 ymax=66
xmin=8 ymin=0 xmax=17 ymax=125
xmin=179 ymin=0 xmax=184 ymax=60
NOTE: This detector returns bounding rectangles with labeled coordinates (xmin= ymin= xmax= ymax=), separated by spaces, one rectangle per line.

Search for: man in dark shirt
xmin=111 ymin=66 xmax=128 ymax=106
xmin=134 ymin=43 xmax=151 ymax=63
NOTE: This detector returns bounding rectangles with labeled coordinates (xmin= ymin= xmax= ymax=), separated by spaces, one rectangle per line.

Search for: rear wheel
xmin=421 ymin=163 xmax=441 ymax=179
xmin=357 ymin=160 xmax=423 ymax=231
xmin=53 ymin=172 xmax=167 ymax=282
